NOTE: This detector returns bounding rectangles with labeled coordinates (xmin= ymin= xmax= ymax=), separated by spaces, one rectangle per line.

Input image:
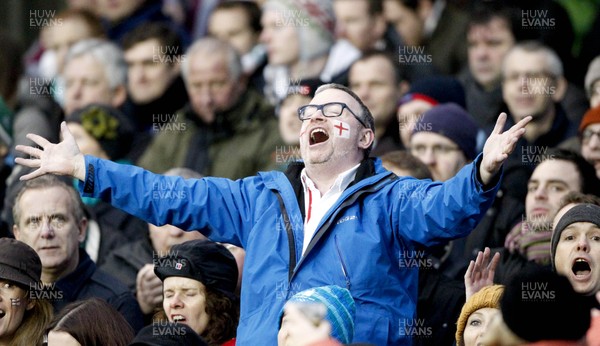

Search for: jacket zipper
xmin=274 ymin=192 xmax=297 ymax=282
xmin=334 ymin=235 xmax=351 ymax=290
xmin=281 ymin=172 xmax=397 ymax=284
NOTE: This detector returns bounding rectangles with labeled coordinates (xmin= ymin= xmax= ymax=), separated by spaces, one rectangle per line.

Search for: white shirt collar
xmin=300 ymin=163 xmax=361 ymax=197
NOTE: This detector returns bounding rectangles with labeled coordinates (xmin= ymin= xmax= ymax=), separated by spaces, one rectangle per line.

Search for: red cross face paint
xmin=332 ymin=120 xmax=350 ymax=139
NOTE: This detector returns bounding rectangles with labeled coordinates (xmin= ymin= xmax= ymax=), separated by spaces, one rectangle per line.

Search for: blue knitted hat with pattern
xmin=283 ymin=285 xmax=356 ymax=344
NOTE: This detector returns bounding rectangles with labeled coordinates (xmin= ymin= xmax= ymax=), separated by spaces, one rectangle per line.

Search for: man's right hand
xmin=136 ymin=263 xmax=163 ymax=315
xmin=15 ymin=121 xmax=86 ymax=181
xmin=464 ymin=247 xmax=500 ymax=300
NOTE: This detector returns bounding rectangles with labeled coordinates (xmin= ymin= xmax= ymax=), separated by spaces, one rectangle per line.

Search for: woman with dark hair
xmin=45 ymin=297 xmax=134 ymax=345
xmin=153 ymin=239 xmax=239 ymax=346
xmin=0 ymin=238 xmax=53 ymax=346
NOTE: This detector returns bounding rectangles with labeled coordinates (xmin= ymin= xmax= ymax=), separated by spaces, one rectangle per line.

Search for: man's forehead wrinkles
xmin=313 ymin=90 xmax=358 ymax=110
xmin=24 ymin=210 xmax=67 ymax=219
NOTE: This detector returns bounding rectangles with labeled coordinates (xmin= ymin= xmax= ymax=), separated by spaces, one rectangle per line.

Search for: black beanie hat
xmin=551 ymin=204 xmax=600 ymax=270
xmin=154 ymin=239 xmax=238 ymax=296
xmin=501 ymin=266 xmax=593 ymax=342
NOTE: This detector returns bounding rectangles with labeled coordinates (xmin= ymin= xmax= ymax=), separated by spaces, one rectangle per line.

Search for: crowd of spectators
xmin=1 ymin=0 xmax=600 ymax=345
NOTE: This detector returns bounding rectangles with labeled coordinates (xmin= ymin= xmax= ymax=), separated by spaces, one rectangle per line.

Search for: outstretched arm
xmin=464 ymin=247 xmax=500 ymax=300
xmin=479 ymin=113 xmax=532 ymax=186
xmin=14 ymin=122 xmax=86 ymax=181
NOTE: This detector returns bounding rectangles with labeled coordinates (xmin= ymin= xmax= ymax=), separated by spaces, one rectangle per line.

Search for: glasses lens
xmin=322 ymin=103 xmax=343 ymax=117
xmin=299 ymin=105 xmax=316 ymax=119
xmin=583 ymin=129 xmax=600 ymax=143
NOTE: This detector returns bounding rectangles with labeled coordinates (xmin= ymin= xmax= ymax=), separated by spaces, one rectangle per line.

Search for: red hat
xmin=579 ymin=105 xmax=600 ymax=133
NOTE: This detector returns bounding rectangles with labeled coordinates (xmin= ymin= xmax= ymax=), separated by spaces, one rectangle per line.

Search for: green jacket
xmin=137 ymin=89 xmax=282 ymax=179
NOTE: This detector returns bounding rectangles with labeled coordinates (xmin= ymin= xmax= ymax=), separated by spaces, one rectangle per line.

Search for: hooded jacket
xmin=79 ymin=154 xmax=499 ymax=345
xmin=137 ymin=88 xmax=281 ymax=179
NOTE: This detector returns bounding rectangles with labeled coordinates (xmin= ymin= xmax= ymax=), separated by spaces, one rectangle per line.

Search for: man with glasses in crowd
xmin=501 ymin=41 xmax=577 ymax=168
xmin=15 ymin=83 xmax=531 ymax=345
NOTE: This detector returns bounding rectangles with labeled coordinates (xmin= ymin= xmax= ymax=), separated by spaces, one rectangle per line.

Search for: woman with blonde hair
xmin=455 ymin=284 xmax=504 ymax=346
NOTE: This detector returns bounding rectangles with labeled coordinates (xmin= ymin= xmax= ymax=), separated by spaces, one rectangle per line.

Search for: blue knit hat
xmin=281 ymin=285 xmax=356 ymax=344
xmin=412 ymin=103 xmax=480 ymax=160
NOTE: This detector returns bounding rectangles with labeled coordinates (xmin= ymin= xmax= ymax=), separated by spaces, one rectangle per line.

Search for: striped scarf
xmin=504 ymin=221 xmax=552 ymax=265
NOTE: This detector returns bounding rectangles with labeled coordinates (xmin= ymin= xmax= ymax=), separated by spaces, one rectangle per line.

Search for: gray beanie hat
xmin=585 ymin=56 xmax=600 ymax=99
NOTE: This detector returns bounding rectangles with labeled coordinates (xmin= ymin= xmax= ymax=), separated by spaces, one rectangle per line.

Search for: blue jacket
xmin=79 ymin=155 xmax=499 ymax=345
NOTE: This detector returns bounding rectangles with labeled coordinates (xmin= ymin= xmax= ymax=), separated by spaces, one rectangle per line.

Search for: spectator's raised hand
xmin=464 ymin=247 xmax=500 ymax=300
xmin=15 ymin=122 xmax=86 ymax=181
xmin=136 ymin=264 xmax=164 ymax=315
xmin=480 ymin=113 xmax=532 ymax=185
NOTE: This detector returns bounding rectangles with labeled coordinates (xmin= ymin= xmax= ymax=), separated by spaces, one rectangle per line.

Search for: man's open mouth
xmin=309 ymin=128 xmax=330 ymax=145
xmin=572 ymin=258 xmax=592 ymax=277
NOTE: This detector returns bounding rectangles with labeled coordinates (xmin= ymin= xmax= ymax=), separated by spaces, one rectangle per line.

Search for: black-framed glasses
xmin=297 ymin=102 xmax=367 ymax=128
xmin=582 ymin=128 xmax=600 ymax=144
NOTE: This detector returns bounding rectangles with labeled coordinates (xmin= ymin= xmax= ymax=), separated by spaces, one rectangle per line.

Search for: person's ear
xmin=77 ymin=217 xmax=88 ymax=243
xmin=359 ymin=128 xmax=374 ymax=150
xmin=26 ymin=298 xmax=35 ymax=311
xmin=551 ymin=76 xmax=567 ymax=102
xmin=111 ymin=85 xmax=127 ymax=108
xmin=171 ymin=59 xmax=181 ymax=75
xmin=398 ymin=81 xmax=410 ymax=99
xmin=12 ymin=224 xmax=21 ymax=240
xmin=315 ymin=320 xmax=332 ymax=340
